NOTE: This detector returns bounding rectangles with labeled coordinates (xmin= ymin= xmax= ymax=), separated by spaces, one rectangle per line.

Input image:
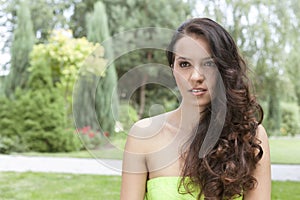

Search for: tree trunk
xmin=138 ymin=51 xmax=152 ymax=119
xmin=138 ymin=74 xmax=148 ymax=119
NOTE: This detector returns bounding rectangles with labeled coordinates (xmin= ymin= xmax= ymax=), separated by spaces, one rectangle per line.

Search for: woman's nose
xmin=191 ymin=66 xmax=205 ymax=82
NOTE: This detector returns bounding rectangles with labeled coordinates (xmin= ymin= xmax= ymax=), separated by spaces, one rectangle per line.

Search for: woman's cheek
xmin=173 ymin=70 xmax=189 ymax=94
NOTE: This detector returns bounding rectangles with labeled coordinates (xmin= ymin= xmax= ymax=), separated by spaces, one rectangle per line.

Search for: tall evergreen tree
xmin=75 ymin=1 xmax=118 ymax=134
xmin=89 ymin=1 xmax=118 ymax=134
xmin=71 ymin=0 xmax=191 ymax=119
xmin=4 ymin=0 xmax=34 ymax=98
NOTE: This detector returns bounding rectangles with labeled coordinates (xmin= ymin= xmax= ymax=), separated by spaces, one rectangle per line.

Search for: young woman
xmin=120 ymin=18 xmax=271 ymax=200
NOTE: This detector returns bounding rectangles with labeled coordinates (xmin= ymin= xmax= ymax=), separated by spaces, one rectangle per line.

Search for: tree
xmin=0 ymin=0 xmax=69 ymax=78
xmin=0 ymin=95 xmax=23 ymax=153
xmin=1 ymin=0 xmax=69 ymax=44
xmin=78 ymin=1 xmax=118 ymax=134
xmin=192 ymin=0 xmax=299 ymax=134
xmin=29 ymin=30 xmax=101 ymax=122
xmin=4 ymin=0 xmax=34 ymax=98
xmin=71 ymin=0 xmax=191 ymax=119
xmin=70 ymin=0 xmax=96 ymax=38
xmin=285 ymin=0 xmax=300 ymax=107
xmin=18 ymin=46 xmax=80 ymax=152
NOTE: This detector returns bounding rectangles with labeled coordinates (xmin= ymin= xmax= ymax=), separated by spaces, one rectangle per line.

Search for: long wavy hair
xmin=166 ymin=18 xmax=264 ymax=199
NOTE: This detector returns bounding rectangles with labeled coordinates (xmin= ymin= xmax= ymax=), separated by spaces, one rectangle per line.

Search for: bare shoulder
xmin=243 ymin=126 xmax=271 ymax=199
xmin=256 ymin=124 xmax=269 ymax=145
xmin=125 ymin=112 xmax=170 ymax=153
xmin=123 ymin=113 xmax=171 ymax=173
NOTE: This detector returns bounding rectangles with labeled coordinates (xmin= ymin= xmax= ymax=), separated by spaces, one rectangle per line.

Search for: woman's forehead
xmin=173 ymin=36 xmax=212 ymax=59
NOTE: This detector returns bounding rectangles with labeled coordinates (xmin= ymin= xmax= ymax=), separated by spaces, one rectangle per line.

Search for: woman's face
xmin=172 ymin=35 xmax=218 ymax=110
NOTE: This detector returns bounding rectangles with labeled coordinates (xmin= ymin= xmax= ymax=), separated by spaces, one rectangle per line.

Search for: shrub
xmin=12 ymin=42 xmax=84 ymax=153
xmin=119 ymin=103 xmax=139 ymax=132
xmin=280 ymin=102 xmax=300 ymax=136
xmin=109 ymin=131 xmax=127 ymax=150
xmin=0 ymin=96 xmax=25 ymax=153
xmin=0 ymin=136 xmax=22 ymax=154
xmin=18 ymin=88 xmax=81 ymax=152
xmin=76 ymin=126 xmax=104 ymax=150
xmin=0 ymin=47 xmax=82 ymax=153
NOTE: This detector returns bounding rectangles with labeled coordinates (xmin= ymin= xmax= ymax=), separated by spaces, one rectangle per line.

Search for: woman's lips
xmin=189 ymin=88 xmax=208 ymax=96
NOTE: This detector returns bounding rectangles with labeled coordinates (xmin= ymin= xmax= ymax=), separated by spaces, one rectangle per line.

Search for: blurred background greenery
xmin=0 ymin=1 xmax=299 ymax=200
xmin=0 ymin=0 xmax=299 ymax=155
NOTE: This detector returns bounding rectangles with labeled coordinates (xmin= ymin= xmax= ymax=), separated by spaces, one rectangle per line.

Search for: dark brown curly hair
xmin=166 ymin=18 xmax=264 ymax=200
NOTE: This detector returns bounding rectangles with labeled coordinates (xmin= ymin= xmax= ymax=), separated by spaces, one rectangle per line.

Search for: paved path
xmin=1 ymin=155 xmax=300 ymax=181
xmin=0 ymin=155 xmax=122 ymax=176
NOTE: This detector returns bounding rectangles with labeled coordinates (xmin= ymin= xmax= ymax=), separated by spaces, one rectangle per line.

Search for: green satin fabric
xmin=144 ymin=176 xmax=243 ymax=200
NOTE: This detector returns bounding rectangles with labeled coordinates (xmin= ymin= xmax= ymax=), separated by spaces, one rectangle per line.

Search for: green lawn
xmin=269 ymin=137 xmax=300 ymax=164
xmin=272 ymin=181 xmax=300 ymax=199
xmin=13 ymin=136 xmax=300 ymax=164
xmin=0 ymin=172 xmax=299 ymax=200
xmin=0 ymin=172 xmax=121 ymax=200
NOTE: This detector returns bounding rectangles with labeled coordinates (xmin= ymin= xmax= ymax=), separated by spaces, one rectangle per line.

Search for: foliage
xmin=84 ymin=1 xmax=119 ymax=134
xmin=1 ymin=0 xmax=299 ymax=138
xmin=107 ymin=0 xmax=190 ymax=118
xmin=0 ymin=88 xmax=82 ymax=153
xmin=4 ymin=0 xmax=35 ymax=98
xmin=0 ymin=95 xmax=24 ymax=153
xmin=266 ymin=95 xmax=281 ymax=133
xmin=17 ymin=51 xmax=81 ymax=152
xmin=285 ymin=44 xmax=300 ymax=106
xmin=143 ymin=83 xmax=180 ymax=117
xmin=280 ymin=102 xmax=300 ymax=136
xmin=19 ymin=91 xmax=78 ymax=152
xmin=71 ymin=0 xmax=192 ymax=37
xmin=1 ymin=0 xmax=69 ymax=44
xmin=118 ymin=102 xmax=139 ymax=132
xmin=0 ymin=45 xmax=84 ymax=153
xmin=28 ymin=0 xmax=69 ymax=42
xmin=76 ymin=126 xmax=105 ymax=150
xmin=194 ymin=0 xmax=300 ymax=135
xmin=71 ymin=0 xmax=191 ymax=118
xmin=0 ymin=136 xmax=15 ymax=154
xmin=29 ymin=30 xmax=103 ymax=121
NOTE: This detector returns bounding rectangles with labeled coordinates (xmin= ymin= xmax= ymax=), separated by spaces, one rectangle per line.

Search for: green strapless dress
xmin=144 ymin=176 xmax=243 ymax=200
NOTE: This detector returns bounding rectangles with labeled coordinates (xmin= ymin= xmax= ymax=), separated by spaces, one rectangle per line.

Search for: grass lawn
xmin=272 ymin=181 xmax=300 ymax=199
xmin=0 ymin=172 xmax=121 ymax=200
xmin=269 ymin=137 xmax=300 ymax=164
xmin=0 ymin=172 xmax=299 ymax=200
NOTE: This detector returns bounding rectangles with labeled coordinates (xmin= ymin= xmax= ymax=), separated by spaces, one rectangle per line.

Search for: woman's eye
xmin=179 ymin=61 xmax=191 ymax=68
xmin=203 ymin=60 xmax=216 ymax=67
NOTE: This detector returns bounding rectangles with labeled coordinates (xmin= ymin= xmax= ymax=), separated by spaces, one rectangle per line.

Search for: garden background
xmin=0 ymin=0 xmax=299 ymax=199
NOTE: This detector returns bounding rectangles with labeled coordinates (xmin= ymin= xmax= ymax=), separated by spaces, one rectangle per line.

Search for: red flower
xmin=89 ymin=132 xmax=95 ymax=138
xmin=81 ymin=126 xmax=91 ymax=134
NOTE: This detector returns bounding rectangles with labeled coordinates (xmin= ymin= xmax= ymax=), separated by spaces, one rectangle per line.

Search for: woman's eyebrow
xmin=202 ymin=56 xmax=214 ymax=61
xmin=176 ymin=56 xmax=214 ymax=61
xmin=176 ymin=56 xmax=192 ymax=61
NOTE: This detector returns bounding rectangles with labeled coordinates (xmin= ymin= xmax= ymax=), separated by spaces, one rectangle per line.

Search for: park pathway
xmin=0 ymin=154 xmax=300 ymax=181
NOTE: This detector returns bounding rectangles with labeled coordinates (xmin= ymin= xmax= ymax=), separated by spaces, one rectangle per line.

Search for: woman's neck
xmin=168 ymin=103 xmax=203 ymax=133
